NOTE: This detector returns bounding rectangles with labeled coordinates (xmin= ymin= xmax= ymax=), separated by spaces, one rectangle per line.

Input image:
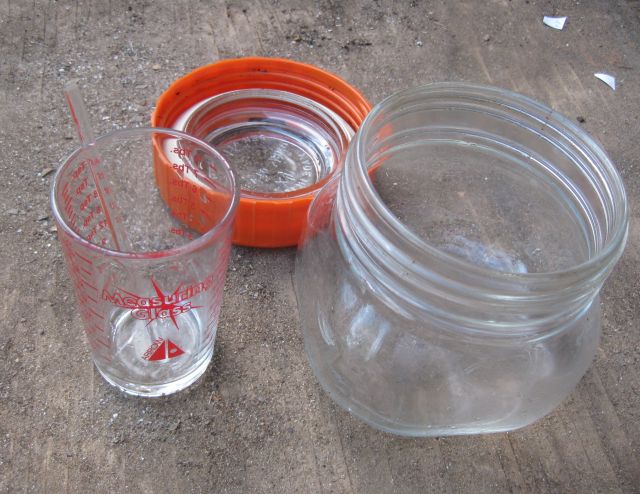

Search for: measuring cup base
xmin=95 ymin=348 xmax=214 ymax=397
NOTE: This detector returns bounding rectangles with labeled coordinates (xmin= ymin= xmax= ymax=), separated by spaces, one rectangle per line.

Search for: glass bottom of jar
xmin=310 ymin=365 xmax=540 ymax=436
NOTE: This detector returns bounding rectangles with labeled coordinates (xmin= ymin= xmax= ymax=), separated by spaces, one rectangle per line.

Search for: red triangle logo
xmin=167 ymin=339 xmax=185 ymax=358
xmin=148 ymin=340 xmax=167 ymax=361
xmin=148 ymin=339 xmax=185 ymax=361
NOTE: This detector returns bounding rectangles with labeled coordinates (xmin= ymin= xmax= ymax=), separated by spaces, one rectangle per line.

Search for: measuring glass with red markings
xmin=51 ymin=128 xmax=238 ymax=396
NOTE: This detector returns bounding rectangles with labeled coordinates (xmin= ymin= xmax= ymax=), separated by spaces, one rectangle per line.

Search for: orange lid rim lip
xmin=152 ymin=57 xmax=372 ymax=248
xmin=152 ymin=56 xmax=371 ymax=129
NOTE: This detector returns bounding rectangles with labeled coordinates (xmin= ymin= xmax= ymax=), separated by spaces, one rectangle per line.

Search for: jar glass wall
xmin=295 ymin=83 xmax=628 ymax=436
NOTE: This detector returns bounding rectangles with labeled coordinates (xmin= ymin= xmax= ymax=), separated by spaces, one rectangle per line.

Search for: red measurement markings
xmin=169 ymin=227 xmax=193 ymax=240
xmin=79 ymin=192 xmax=91 ymax=211
xmin=67 ymin=261 xmax=93 ymax=282
xmin=66 ymin=155 xmax=121 ymax=251
xmin=172 ymin=147 xmax=192 ymax=158
xmin=79 ymin=265 xmax=92 ymax=277
xmin=79 ymin=190 xmax=99 ymax=211
xmin=75 ymin=176 xmax=89 ymax=196
xmin=64 ymin=246 xmax=105 ymax=326
xmin=86 ymin=219 xmax=108 ymax=242
xmin=61 ymin=158 xmax=104 ymax=233
xmin=67 ymin=158 xmax=98 ymax=182
xmin=71 ymin=273 xmax=97 ymax=293
xmin=77 ymin=292 xmax=95 ymax=307
xmin=94 ymin=336 xmax=110 ymax=349
xmin=71 ymin=268 xmax=94 ymax=285
xmin=79 ymin=307 xmax=92 ymax=321
xmin=63 ymin=202 xmax=78 ymax=230
xmin=85 ymin=324 xmax=103 ymax=335
xmin=62 ymin=181 xmax=74 ymax=203
xmin=74 ymin=281 xmax=89 ymax=296
xmin=73 ymin=280 xmax=87 ymax=295
xmin=66 ymin=262 xmax=80 ymax=279
xmin=82 ymin=205 xmax=103 ymax=229
xmin=80 ymin=308 xmax=104 ymax=327
xmin=168 ymin=195 xmax=194 ymax=205
xmin=172 ymin=159 xmax=200 ymax=177
xmin=170 ymin=177 xmax=199 ymax=192
xmin=73 ymin=250 xmax=93 ymax=266
xmin=81 ymin=279 xmax=98 ymax=292
xmin=87 ymin=307 xmax=103 ymax=320
xmin=170 ymin=209 xmax=192 ymax=222
xmin=70 ymin=162 xmax=85 ymax=181
xmin=88 ymin=337 xmax=110 ymax=353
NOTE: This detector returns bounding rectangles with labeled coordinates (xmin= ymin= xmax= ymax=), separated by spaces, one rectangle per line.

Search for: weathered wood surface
xmin=0 ymin=1 xmax=638 ymax=492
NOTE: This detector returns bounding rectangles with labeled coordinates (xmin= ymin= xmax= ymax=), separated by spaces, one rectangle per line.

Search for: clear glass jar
xmin=295 ymin=83 xmax=628 ymax=436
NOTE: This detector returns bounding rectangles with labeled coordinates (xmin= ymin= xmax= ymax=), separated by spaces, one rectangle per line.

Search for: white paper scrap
xmin=543 ymin=16 xmax=567 ymax=30
xmin=594 ymin=73 xmax=616 ymax=91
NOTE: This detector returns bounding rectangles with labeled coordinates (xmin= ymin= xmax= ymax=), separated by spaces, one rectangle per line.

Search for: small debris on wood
xmin=111 ymin=432 xmax=125 ymax=444
xmin=594 ymin=73 xmax=616 ymax=91
xmin=543 ymin=16 xmax=567 ymax=30
xmin=342 ymin=38 xmax=372 ymax=51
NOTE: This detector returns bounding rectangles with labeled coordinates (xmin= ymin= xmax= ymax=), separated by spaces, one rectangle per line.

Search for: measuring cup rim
xmin=50 ymin=126 xmax=240 ymax=260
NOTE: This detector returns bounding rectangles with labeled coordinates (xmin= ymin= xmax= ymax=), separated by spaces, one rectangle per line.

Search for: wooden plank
xmin=0 ymin=0 xmax=639 ymax=492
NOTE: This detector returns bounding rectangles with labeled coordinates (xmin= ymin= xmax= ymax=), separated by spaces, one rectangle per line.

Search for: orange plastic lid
xmin=152 ymin=57 xmax=371 ymax=247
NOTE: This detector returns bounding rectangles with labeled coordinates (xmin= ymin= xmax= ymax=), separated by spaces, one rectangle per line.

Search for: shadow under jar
xmin=295 ymin=83 xmax=628 ymax=436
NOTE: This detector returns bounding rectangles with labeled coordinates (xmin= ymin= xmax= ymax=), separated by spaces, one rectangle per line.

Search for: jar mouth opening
xmin=351 ymin=82 xmax=629 ymax=283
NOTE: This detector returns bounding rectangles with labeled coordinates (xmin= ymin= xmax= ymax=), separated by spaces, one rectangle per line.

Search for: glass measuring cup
xmin=51 ymin=128 xmax=238 ymax=396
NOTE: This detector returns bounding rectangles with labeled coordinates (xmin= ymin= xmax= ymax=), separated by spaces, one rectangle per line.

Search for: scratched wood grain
xmin=0 ymin=0 xmax=638 ymax=492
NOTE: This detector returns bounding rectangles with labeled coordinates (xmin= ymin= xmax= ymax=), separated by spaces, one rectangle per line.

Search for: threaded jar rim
xmin=337 ymin=83 xmax=628 ymax=333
